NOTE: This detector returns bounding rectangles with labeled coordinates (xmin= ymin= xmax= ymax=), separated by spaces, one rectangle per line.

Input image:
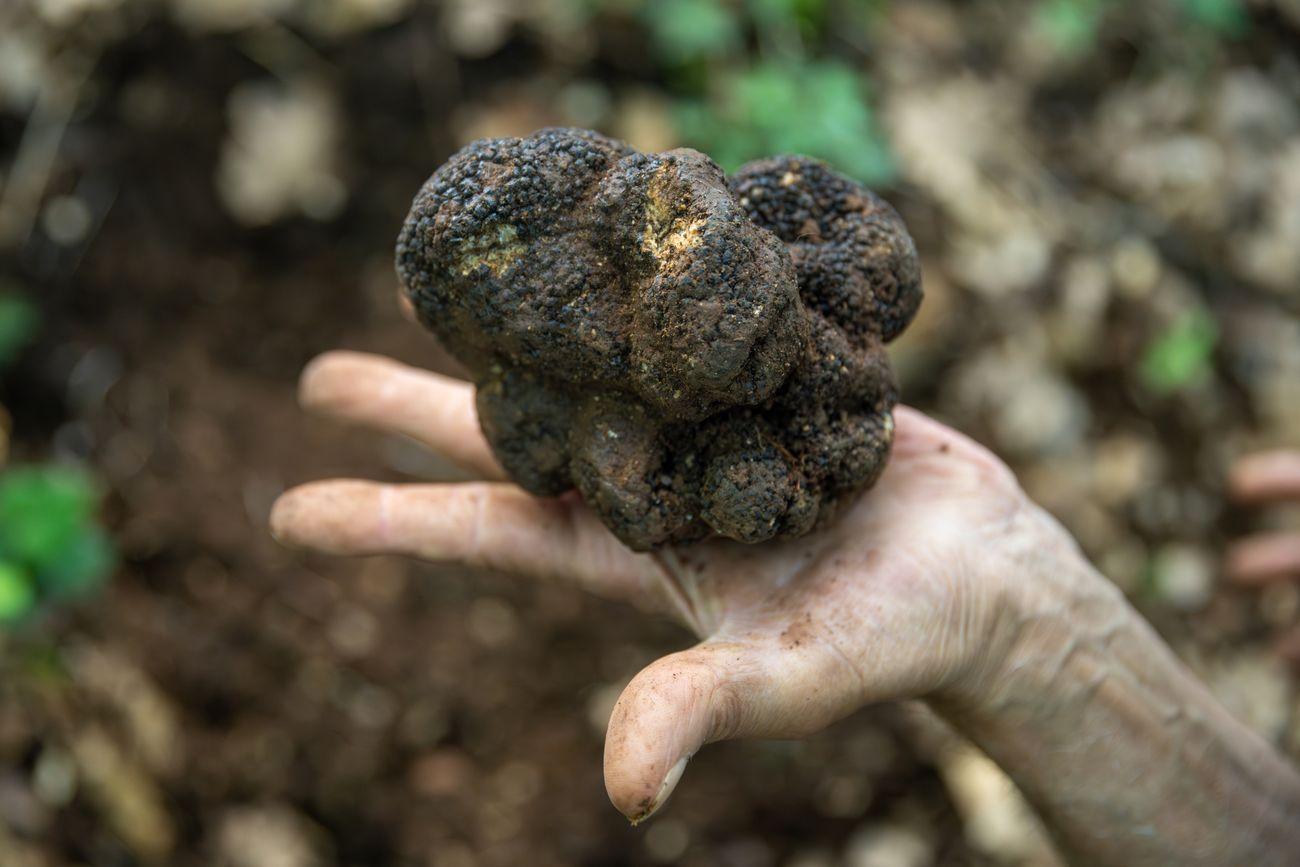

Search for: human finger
xmin=1224 ymin=531 xmax=1300 ymax=586
xmin=299 ymin=350 xmax=505 ymax=480
xmin=270 ymin=479 xmax=652 ymax=601
xmin=1228 ymin=451 xmax=1300 ymax=504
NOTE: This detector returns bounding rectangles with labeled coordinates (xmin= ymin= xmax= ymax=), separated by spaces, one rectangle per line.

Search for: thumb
xmin=603 ymin=630 xmax=873 ymax=822
xmin=603 ymin=642 xmax=756 ymax=823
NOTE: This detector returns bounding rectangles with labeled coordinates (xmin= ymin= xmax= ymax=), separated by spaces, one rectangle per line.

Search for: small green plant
xmin=1033 ymin=0 xmax=1248 ymax=57
xmin=0 ymin=291 xmax=115 ymax=626
xmin=676 ymin=59 xmax=894 ymax=183
xmin=0 ymin=465 xmax=115 ymax=624
xmin=1140 ymin=308 xmax=1218 ymax=395
xmin=562 ymin=1 xmax=897 ymax=182
xmin=643 ymin=0 xmax=742 ymax=64
xmin=1034 ymin=0 xmax=1111 ymax=56
xmin=1177 ymin=0 xmax=1247 ymax=34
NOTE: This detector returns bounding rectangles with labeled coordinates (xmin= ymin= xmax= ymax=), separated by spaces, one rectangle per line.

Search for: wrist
xmin=929 ymin=501 xmax=1300 ymax=867
xmin=933 ymin=497 xmax=1116 ymax=716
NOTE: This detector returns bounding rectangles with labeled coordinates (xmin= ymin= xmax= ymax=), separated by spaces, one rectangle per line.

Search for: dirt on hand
xmin=397 ymin=128 xmax=921 ymax=550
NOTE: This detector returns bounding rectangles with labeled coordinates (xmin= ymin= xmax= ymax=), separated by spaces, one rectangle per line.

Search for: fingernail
xmin=268 ymin=494 xmax=297 ymax=545
xmin=629 ymin=756 xmax=689 ymax=825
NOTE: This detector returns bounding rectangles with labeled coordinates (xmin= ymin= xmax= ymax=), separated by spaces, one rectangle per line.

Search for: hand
xmin=1227 ymin=450 xmax=1300 ymax=664
xmin=270 ymin=350 xmax=1049 ymax=822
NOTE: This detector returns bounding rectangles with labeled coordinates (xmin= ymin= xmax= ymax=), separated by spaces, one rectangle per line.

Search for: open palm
xmin=271 ymin=350 xmax=1041 ymax=821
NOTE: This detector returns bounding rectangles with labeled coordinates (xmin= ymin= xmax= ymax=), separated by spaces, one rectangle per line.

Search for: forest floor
xmin=1 ymin=2 xmax=1298 ymax=866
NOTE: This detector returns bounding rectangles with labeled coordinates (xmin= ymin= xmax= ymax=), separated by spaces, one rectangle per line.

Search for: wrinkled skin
xmin=396 ymin=128 xmax=921 ymax=550
xmin=269 ymin=350 xmax=1031 ymax=823
xmin=272 ymin=351 xmax=1300 ymax=862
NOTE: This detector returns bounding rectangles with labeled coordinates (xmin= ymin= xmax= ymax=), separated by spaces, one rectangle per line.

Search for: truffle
xmin=396 ymin=128 xmax=921 ymax=550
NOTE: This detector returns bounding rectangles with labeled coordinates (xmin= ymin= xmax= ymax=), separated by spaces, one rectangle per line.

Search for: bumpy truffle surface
xmin=396 ymin=128 xmax=921 ymax=550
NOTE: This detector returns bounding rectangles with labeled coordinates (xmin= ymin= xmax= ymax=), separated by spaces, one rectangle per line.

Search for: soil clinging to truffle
xmin=397 ymin=128 xmax=921 ymax=550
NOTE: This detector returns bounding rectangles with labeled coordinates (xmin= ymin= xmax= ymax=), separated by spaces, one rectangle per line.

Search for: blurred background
xmin=1 ymin=0 xmax=1299 ymax=864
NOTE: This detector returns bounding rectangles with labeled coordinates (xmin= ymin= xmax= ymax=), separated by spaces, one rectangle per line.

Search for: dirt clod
xmin=397 ymin=128 xmax=921 ymax=549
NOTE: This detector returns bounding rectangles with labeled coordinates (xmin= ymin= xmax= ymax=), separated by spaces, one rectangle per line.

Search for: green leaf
xmin=645 ymin=0 xmax=742 ymax=64
xmin=0 ymin=466 xmax=99 ymax=571
xmin=41 ymin=525 xmax=114 ymax=600
xmin=0 ymin=561 xmax=36 ymax=624
xmin=1140 ymin=309 xmax=1219 ymax=395
xmin=675 ymin=59 xmax=894 ymax=184
xmin=1034 ymin=0 xmax=1106 ymax=55
xmin=746 ymin=0 xmax=826 ymax=32
xmin=0 ymin=294 xmax=39 ymax=370
xmin=1177 ymin=0 xmax=1248 ymax=34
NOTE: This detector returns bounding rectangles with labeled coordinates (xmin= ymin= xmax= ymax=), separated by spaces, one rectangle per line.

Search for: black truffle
xmin=396 ymin=128 xmax=921 ymax=550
